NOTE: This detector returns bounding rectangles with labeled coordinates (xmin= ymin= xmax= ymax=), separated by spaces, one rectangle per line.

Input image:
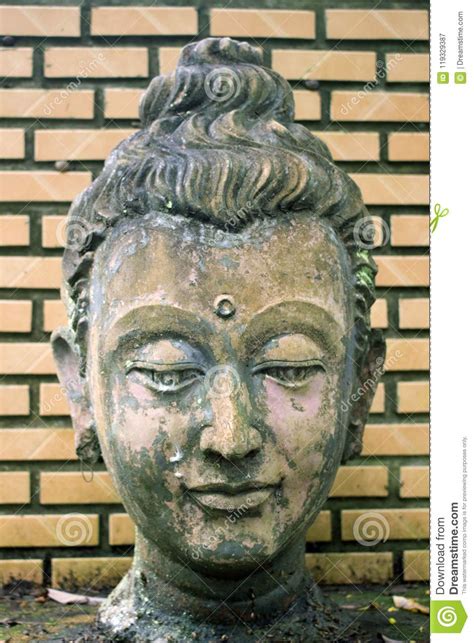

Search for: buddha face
xmin=86 ymin=213 xmax=355 ymax=573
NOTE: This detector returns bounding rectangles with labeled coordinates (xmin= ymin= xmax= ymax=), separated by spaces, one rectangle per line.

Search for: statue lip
xmin=186 ymin=481 xmax=280 ymax=512
xmin=187 ymin=481 xmax=279 ymax=495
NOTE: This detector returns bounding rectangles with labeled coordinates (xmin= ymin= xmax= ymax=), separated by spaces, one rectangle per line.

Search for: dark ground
xmin=0 ymin=581 xmax=429 ymax=642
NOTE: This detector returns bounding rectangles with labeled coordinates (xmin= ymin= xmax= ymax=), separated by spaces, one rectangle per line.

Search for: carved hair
xmin=63 ymin=38 xmax=378 ymax=393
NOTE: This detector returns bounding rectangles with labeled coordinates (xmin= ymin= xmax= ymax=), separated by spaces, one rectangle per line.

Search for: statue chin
xmin=52 ymin=34 xmax=384 ymax=643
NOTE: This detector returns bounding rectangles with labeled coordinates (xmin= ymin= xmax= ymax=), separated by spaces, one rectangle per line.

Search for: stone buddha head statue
xmin=53 ymin=37 xmax=384 ymax=640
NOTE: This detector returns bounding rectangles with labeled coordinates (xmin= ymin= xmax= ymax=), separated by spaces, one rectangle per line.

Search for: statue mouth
xmin=186 ymin=482 xmax=279 ymax=513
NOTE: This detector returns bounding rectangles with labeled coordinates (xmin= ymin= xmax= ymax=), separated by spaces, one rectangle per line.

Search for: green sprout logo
xmin=430 ymin=203 xmax=449 ymax=233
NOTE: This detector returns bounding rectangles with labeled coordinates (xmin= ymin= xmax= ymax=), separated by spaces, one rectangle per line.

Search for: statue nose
xmin=199 ymin=371 xmax=262 ymax=460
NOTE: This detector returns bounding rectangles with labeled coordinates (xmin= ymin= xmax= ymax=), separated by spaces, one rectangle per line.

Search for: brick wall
xmin=0 ymin=1 xmax=429 ymax=589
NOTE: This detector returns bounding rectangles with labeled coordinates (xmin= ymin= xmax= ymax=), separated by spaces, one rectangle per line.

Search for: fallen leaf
xmin=393 ymin=595 xmax=429 ymax=615
xmin=47 ymin=588 xmax=104 ymax=606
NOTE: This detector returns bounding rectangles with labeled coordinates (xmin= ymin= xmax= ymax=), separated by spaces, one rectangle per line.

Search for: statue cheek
xmin=261 ymin=376 xmax=327 ymax=449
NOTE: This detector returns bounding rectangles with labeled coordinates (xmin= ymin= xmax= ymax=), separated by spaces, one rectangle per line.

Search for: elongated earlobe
xmin=51 ymin=327 xmax=101 ymax=465
xmin=342 ymin=329 xmax=386 ymax=463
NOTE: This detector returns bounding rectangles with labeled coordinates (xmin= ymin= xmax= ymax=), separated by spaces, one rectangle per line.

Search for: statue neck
xmin=130 ymin=529 xmax=309 ymax=622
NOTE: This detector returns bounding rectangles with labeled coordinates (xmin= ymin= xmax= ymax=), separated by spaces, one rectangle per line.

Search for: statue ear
xmin=342 ymin=329 xmax=386 ymax=463
xmin=51 ymin=327 xmax=101 ymax=465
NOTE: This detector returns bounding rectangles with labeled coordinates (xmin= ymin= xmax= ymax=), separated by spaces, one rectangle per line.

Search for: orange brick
xmin=342 ymin=508 xmax=428 ymax=541
xmin=0 ymin=385 xmax=30 ymax=415
xmin=91 ymin=7 xmax=197 ymax=36
xmin=39 ymin=383 xmax=70 ymax=417
xmin=400 ymin=466 xmax=429 ymax=498
xmin=403 ymin=550 xmax=429 ymax=581
xmin=0 ymin=514 xmax=98 ymax=547
xmin=375 ymin=256 xmax=429 ymax=286
xmin=294 ymin=90 xmax=321 ymax=121
xmin=388 ymin=133 xmax=429 ymax=162
xmin=370 ymin=384 xmax=385 ymax=413
xmin=273 ymin=50 xmax=375 ymax=81
xmin=35 ymin=129 xmax=138 ymax=162
xmin=159 ymin=47 xmax=182 ymax=74
xmin=0 ymin=300 xmax=32 ymax=332
xmin=391 ymin=214 xmax=429 ymax=246
xmin=306 ymin=511 xmax=331 ymax=542
xmin=0 ymin=559 xmax=43 ymax=585
xmin=0 ymin=128 xmax=25 ymax=159
xmin=0 ymin=343 xmax=55 ymax=374
xmin=326 ymin=10 xmax=428 ymax=40
xmin=397 ymin=381 xmax=429 ymax=413
xmin=0 ymin=257 xmax=61 ymax=289
xmin=0 ymin=5 xmax=80 ymax=37
xmin=42 ymin=215 xmax=65 ymax=249
xmin=0 ymin=172 xmax=91 ymax=202
xmin=362 ymin=424 xmax=429 ymax=456
xmin=331 ymin=91 xmax=429 ymax=123
xmin=0 ymin=48 xmax=33 ymax=77
xmin=45 ymin=48 xmax=148 ymax=78
xmin=109 ymin=514 xmax=134 ymax=545
xmin=385 ymin=338 xmax=429 ymax=371
xmin=44 ymin=299 xmax=67 ymax=331
xmin=0 ymin=89 xmax=94 ymax=119
xmin=41 ymin=472 xmax=120 ymax=504
xmin=104 ymin=88 xmax=142 ymax=119
xmin=330 ymin=466 xmax=388 ymax=497
xmin=0 ymin=215 xmax=29 ymax=245
xmin=52 ymin=556 xmax=132 ymax=590
xmin=399 ymin=298 xmax=429 ymax=330
xmin=212 ymin=9 xmax=315 ymax=39
xmin=351 ymin=173 xmax=429 ymax=205
xmin=0 ymin=428 xmax=76 ymax=461
xmin=387 ymin=53 xmax=429 ymax=83
xmin=316 ymin=132 xmax=379 ymax=161
xmin=0 ymin=472 xmax=30 ymax=504
xmin=307 ymin=552 xmax=393 ymax=584
xmin=371 ymin=298 xmax=388 ymax=329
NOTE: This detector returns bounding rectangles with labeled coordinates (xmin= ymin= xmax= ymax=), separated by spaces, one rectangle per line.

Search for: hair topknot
xmin=62 ymin=37 xmax=379 ymax=403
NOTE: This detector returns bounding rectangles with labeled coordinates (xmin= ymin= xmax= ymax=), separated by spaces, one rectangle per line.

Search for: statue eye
xmin=126 ymin=362 xmax=204 ymax=393
xmin=253 ymin=361 xmax=325 ymax=389
xmin=148 ymin=369 xmax=203 ymax=392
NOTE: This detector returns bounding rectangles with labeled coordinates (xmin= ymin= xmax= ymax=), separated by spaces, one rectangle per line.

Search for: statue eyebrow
xmin=239 ymin=301 xmax=344 ymax=360
xmin=102 ymin=305 xmax=212 ymax=355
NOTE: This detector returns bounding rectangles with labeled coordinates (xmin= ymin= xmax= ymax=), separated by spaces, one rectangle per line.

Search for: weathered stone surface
xmin=52 ymin=37 xmax=384 ymax=640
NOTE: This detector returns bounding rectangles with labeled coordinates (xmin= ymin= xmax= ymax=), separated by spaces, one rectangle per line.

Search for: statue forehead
xmin=90 ymin=214 xmax=352 ymax=328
